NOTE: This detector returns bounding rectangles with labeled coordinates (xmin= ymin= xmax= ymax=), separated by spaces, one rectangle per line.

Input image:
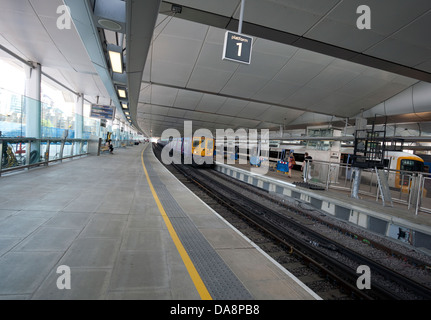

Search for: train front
xmin=191 ymin=136 xmax=214 ymax=167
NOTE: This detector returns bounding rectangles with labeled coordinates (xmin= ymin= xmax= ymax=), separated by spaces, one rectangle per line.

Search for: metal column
xmin=24 ymin=62 xmax=41 ymax=163
xmin=351 ymin=167 xmax=362 ymax=199
xmin=75 ymin=93 xmax=84 ymax=154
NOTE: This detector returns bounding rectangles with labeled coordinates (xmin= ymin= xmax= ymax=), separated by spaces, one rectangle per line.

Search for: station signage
xmin=90 ymin=104 xmax=115 ymax=120
xmin=222 ymin=31 xmax=253 ymax=64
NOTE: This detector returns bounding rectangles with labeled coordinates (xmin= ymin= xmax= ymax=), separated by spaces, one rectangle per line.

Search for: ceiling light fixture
xmin=98 ymin=19 xmax=122 ymax=31
xmin=107 ymin=44 xmax=123 ymax=73
xmin=116 ymin=86 xmax=127 ymax=99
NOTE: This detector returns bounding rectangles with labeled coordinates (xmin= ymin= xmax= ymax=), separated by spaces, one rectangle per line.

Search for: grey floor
xmin=0 ymin=143 xmax=199 ymax=299
xmin=0 ymin=143 xmax=319 ymax=300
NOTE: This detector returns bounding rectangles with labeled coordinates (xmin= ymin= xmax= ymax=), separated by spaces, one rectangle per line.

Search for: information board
xmin=222 ymin=31 xmax=252 ymax=64
xmin=90 ymin=104 xmax=115 ymax=120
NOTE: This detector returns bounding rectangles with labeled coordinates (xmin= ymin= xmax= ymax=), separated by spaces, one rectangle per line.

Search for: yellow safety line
xmin=140 ymin=148 xmax=212 ymax=300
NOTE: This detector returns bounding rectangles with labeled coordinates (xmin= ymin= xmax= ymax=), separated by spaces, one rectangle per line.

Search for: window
xmin=400 ymin=159 xmax=424 ymax=172
xmin=193 ymin=139 xmax=201 ymax=147
xmin=206 ymin=139 xmax=213 ymax=150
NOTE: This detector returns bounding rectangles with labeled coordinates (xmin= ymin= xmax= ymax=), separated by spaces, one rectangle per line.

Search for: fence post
xmin=325 ymin=163 xmax=331 ymax=190
xmin=0 ymin=140 xmax=3 ymax=177
xmin=351 ymin=167 xmax=362 ymax=199
xmin=45 ymin=140 xmax=50 ymax=166
xmin=415 ymin=174 xmax=423 ymax=216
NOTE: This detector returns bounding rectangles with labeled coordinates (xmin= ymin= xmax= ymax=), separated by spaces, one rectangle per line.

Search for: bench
xmin=100 ymin=145 xmax=111 ymax=154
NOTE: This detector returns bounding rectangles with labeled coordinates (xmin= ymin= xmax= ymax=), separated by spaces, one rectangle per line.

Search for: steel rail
xmin=169 ymin=161 xmax=431 ymax=300
xmin=170 ymin=162 xmax=374 ymax=300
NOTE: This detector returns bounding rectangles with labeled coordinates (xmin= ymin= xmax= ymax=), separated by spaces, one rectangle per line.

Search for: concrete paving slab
xmin=62 ymin=197 xmax=103 ymax=213
xmin=0 ymin=216 xmax=46 ymax=238
xmin=0 ymin=238 xmax=21 ymax=256
xmin=109 ymin=251 xmax=169 ymax=291
xmin=12 ymin=227 xmax=80 ymax=252
xmin=0 ymin=294 xmax=30 ymax=300
xmin=120 ymin=228 xmax=164 ymax=252
xmin=44 ymin=212 xmax=90 ymax=229
xmin=106 ymin=288 xmax=172 ymax=300
xmin=32 ymin=268 xmax=111 ymax=300
xmin=59 ymin=238 xmax=120 ymax=268
xmin=0 ymin=209 xmax=18 ymax=220
xmin=0 ymin=251 xmax=62 ymax=294
xmin=125 ymin=215 xmax=165 ymax=229
xmin=80 ymin=217 xmax=126 ymax=238
xmin=14 ymin=210 xmax=59 ymax=219
xmin=199 ymin=228 xmax=255 ymax=250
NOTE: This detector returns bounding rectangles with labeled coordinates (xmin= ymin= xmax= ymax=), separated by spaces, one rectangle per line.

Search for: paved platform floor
xmin=0 ymin=143 xmax=319 ymax=300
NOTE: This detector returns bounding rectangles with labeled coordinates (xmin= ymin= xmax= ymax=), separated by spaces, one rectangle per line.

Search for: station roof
xmin=1 ymin=0 xmax=430 ymax=138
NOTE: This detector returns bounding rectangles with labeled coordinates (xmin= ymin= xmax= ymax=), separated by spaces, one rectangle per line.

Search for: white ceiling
xmin=1 ymin=0 xmax=430 ymax=138
xmin=0 ymin=0 xmax=111 ymax=106
xmin=137 ymin=7 xmax=422 ymax=137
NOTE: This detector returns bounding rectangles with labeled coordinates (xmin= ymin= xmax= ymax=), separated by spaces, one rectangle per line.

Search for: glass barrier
xmin=303 ymin=159 xmax=431 ymax=215
xmin=0 ymin=137 xmax=91 ymax=175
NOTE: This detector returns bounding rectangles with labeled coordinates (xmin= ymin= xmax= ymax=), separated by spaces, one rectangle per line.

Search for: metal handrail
xmin=0 ymin=137 xmax=91 ymax=176
xmin=304 ymin=159 xmax=431 ymax=215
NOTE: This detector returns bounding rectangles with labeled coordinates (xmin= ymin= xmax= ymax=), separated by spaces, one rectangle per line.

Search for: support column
xmin=24 ymin=62 xmax=41 ymax=163
xmin=351 ymin=116 xmax=367 ymax=199
xmin=75 ymin=93 xmax=84 ymax=154
xmin=115 ymin=124 xmax=120 ymax=147
xmin=351 ymin=167 xmax=362 ymax=199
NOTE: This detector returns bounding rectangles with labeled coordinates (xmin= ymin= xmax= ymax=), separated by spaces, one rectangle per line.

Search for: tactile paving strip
xmin=144 ymin=152 xmax=253 ymax=300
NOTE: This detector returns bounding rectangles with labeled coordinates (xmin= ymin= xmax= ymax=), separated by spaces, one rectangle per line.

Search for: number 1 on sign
xmin=236 ymin=42 xmax=242 ymax=56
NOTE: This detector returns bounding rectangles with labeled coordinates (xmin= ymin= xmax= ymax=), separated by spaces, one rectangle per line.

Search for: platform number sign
xmin=222 ymin=31 xmax=253 ymax=64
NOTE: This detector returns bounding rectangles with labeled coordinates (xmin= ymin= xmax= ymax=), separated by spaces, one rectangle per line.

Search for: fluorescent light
xmin=125 ymin=111 xmax=130 ymax=115
xmin=122 ymin=103 xmax=128 ymax=109
xmin=108 ymin=46 xmax=123 ymax=73
xmin=118 ymin=89 xmax=126 ymax=98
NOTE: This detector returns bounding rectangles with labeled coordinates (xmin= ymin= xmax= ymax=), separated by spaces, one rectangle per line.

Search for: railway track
xmin=152 ymin=144 xmax=431 ymax=300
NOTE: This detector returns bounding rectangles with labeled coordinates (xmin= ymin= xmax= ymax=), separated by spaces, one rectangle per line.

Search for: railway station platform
xmin=0 ymin=143 xmax=320 ymax=300
xmin=215 ymin=161 xmax=431 ymax=253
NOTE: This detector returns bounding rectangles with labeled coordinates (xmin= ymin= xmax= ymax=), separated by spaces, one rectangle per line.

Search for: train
xmin=157 ymin=136 xmax=215 ymax=167
xmin=266 ymin=142 xmax=425 ymax=191
xmin=156 ymin=136 xmax=426 ymax=191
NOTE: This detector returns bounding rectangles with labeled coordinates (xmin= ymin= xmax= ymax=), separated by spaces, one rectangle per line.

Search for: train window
xmin=383 ymin=159 xmax=390 ymax=168
xmin=295 ymin=153 xmax=305 ymax=162
xmin=269 ymin=150 xmax=279 ymax=159
xmin=206 ymin=140 xmax=213 ymax=150
xmin=400 ymin=159 xmax=424 ymax=172
xmin=193 ymin=139 xmax=201 ymax=147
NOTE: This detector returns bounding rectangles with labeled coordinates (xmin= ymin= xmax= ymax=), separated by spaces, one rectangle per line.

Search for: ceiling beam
xmin=140 ymin=81 xmax=315 ymax=118
xmin=160 ymin=1 xmax=431 ymax=83
xmin=126 ymin=0 xmax=162 ymax=133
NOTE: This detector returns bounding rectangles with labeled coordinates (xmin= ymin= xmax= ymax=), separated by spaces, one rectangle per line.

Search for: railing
xmin=303 ymin=160 xmax=431 ymax=215
xmin=111 ymin=140 xmax=137 ymax=148
xmin=0 ymin=137 xmax=91 ymax=176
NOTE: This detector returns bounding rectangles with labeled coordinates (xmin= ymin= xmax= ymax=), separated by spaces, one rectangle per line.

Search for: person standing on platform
xmin=288 ymin=153 xmax=295 ymax=178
